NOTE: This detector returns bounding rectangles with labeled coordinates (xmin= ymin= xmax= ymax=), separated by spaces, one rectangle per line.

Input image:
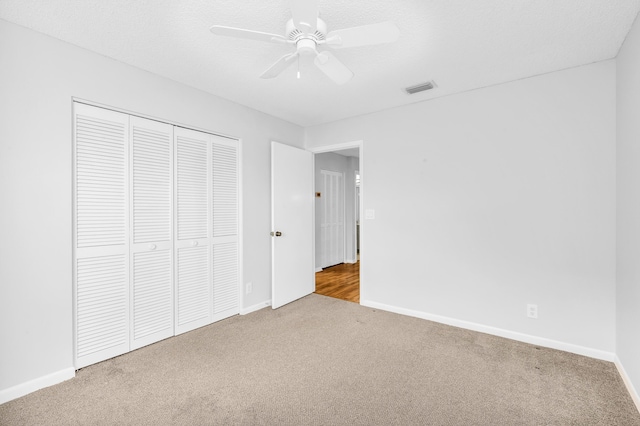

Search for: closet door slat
xmin=212 ymin=136 xmax=240 ymax=322
xmin=213 ymin=241 xmax=238 ymax=319
xmin=212 ymin=140 xmax=238 ymax=238
xmin=130 ymin=116 xmax=174 ymax=350
xmin=74 ymin=103 xmax=130 ymax=369
xmin=174 ymin=128 xmax=213 ymax=334
xmin=132 ymin=119 xmax=172 ymax=244
xmin=76 ymin=111 xmax=127 ymax=248
xmin=176 ymin=133 xmax=208 ymax=241
xmin=132 ymin=250 xmax=173 ymax=344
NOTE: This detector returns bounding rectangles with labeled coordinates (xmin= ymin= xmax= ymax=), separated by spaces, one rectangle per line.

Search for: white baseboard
xmin=315 ymin=267 xmax=322 ymax=272
xmin=345 ymin=258 xmax=357 ymax=264
xmin=615 ymin=356 xmax=640 ymax=414
xmin=360 ymin=300 xmax=615 ymax=362
xmin=0 ymin=367 xmax=75 ymax=405
xmin=240 ymin=300 xmax=271 ymax=315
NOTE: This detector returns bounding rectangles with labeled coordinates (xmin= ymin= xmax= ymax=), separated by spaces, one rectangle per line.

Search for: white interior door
xmin=271 ymin=142 xmax=314 ymax=309
xmin=320 ymin=170 xmax=344 ymax=268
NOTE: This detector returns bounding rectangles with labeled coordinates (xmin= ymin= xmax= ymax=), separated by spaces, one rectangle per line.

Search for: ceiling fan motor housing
xmin=287 ymin=18 xmax=327 ymax=55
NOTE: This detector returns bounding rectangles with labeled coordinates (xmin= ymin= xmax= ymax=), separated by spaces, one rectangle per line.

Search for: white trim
xmin=315 ymin=267 xmax=323 ymax=273
xmin=0 ymin=368 xmax=75 ymax=405
xmin=615 ymin=356 xmax=640 ymax=414
xmin=344 ymin=258 xmax=357 ymax=264
xmin=360 ymin=300 xmax=615 ymax=361
xmin=308 ymin=140 xmax=362 ymax=154
xmin=240 ymin=300 xmax=271 ymax=315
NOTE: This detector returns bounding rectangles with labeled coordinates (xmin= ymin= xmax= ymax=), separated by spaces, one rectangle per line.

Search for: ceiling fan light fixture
xmin=405 ymin=81 xmax=437 ymax=95
xmin=296 ymin=38 xmax=317 ymax=55
xmin=210 ymin=2 xmax=400 ymax=85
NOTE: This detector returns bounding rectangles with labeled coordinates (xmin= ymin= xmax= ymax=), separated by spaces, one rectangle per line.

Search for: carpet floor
xmin=1 ymin=294 xmax=639 ymax=425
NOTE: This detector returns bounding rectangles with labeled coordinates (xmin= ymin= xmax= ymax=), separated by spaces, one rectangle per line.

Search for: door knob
xmin=270 ymin=231 xmax=282 ymax=237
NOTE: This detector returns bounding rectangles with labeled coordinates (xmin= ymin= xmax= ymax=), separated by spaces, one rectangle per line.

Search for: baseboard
xmin=240 ymin=300 xmax=271 ymax=315
xmin=315 ymin=267 xmax=322 ymax=273
xmin=615 ymin=356 xmax=640 ymax=414
xmin=0 ymin=367 xmax=75 ymax=405
xmin=360 ymin=300 xmax=615 ymax=362
xmin=345 ymin=258 xmax=357 ymax=264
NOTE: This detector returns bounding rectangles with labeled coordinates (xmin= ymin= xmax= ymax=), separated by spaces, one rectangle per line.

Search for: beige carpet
xmin=1 ymin=294 xmax=639 ymax=425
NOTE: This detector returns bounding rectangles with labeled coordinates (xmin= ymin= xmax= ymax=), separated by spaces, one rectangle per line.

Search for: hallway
xmin=314 ymin=261 xmax=360 ymax=303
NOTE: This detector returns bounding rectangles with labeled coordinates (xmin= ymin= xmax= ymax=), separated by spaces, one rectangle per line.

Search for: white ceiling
xmin=1 ymin=1 xmax=639 ymax=127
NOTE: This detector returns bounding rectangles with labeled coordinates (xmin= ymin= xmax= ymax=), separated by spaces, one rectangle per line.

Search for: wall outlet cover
xmin=527 ymin=303 xmax=538 ymax=319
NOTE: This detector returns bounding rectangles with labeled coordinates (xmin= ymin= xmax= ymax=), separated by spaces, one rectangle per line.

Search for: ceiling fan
xmin=209 ymin=0 xmax=400 ymax=85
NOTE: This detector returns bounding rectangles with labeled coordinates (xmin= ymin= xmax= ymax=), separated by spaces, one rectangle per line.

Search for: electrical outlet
xmin=527 ymin=304 xmax=538 ymax=319
xmin=245 ymin=282 xmax=253 ymax=295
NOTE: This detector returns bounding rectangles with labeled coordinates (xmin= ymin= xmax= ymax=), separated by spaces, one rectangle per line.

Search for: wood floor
xmin=314 ymin=261 xmax=360 ymax=303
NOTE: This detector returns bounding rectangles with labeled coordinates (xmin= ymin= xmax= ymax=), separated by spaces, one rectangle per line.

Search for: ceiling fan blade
xmin=260 ymin=53 xmax=299 ymax=79
xmin=210 ymin=25 xmax=288 ymax=44
xmin=290 ymin=0 xmax=318 ymax=34
xmin=325 ymin=22 xmax=400 ymax=49
xmin=313 ymin=51 xmax=353 ymax=85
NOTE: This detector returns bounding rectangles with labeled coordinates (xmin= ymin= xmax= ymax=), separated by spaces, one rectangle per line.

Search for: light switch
xmin=365 ymin=209 xmax=375 ymax=220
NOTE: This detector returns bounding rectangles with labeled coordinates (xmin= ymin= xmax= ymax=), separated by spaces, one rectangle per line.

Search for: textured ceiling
xmin=1 ymin=1 xmax=639 ymax=127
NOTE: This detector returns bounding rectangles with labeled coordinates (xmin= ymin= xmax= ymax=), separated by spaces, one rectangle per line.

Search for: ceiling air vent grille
xmin=405 ymin=81 xmax=436 ymax=95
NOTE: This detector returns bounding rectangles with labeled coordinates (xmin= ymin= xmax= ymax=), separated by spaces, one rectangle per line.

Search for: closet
xmin=73 ymin=103 xmax=239 ymax=368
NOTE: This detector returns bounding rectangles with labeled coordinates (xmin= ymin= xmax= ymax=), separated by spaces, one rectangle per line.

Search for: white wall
xmin=616 ymin=11 xmax=640 ymax=405
xmin=314 ymin=152 xmax=358 ymax=268
xmin=0 ymin=19 xmax=303 ymax=399
xmin=306 ymin=61 xmax=617 ymax=356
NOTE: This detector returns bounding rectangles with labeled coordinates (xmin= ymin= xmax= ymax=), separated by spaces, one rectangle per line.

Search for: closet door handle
xmin=191 ymin=241 xmax=199 ymax=247
xmin=148 ymin=244 xmax=157 ymax=251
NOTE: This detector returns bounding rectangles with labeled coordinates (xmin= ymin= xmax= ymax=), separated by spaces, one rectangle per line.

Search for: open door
xmin=271 ymin=142 xmax=314 ymax=309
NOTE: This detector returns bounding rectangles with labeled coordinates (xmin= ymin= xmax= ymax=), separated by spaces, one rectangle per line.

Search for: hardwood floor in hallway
xmin=314 ymin=261 xmax=360 ymax=303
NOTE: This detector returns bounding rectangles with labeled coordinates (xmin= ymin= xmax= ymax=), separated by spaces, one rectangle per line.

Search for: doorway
xmin=311 ymin=142 xmax=362 ymax=304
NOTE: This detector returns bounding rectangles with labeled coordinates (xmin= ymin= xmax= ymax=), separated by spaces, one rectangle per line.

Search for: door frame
xmin=309 ymin=140 xmax=363 ymax=300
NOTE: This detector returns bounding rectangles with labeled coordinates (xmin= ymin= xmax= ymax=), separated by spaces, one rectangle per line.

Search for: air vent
xmin=405 ymin=81 xmax=436 ymax=95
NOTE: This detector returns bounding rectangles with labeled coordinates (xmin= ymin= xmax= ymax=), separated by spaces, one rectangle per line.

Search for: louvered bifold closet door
xmin=74 ymin=103 xmax=130 ymax=368
xmin=130 ymin=116 xmax=174 ymax=350
xmin=174 ymin=127 xmax=212 ymax=335
xmin=211 ymin=136 xmax=239 ymax=322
